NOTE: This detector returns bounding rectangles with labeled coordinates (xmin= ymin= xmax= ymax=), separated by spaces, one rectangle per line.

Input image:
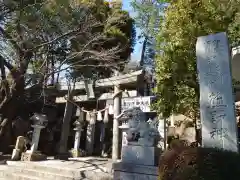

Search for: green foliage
xmin=131 ymin=0 xmax=165 ymax=38
xmin=159 ymin=144 xmax=240 ymax=180
xmin=154 ymin=0 xmax=240 ymax=119
xmin=1 ymin=0 xmax=135 ymax=82
xmin=64 ymin=0 xmax=136 ymax=79
xmin=131 ymin=0 xmax=165 ymax=66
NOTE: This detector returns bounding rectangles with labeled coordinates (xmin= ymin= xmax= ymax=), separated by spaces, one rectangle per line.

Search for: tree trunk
xmin=140 ymin=37 xmax=148 ymax=67
xmin=0 ymin=61 xmax=27 ymax=153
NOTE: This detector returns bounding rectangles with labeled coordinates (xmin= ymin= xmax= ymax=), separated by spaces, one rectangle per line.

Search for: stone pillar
xmin=196 ymin=32 xmax=238 ymax=152
xmin=74 ymin=132 xmax=81 ymax=150
xmin=70 ymin=120 xmax=82 ymax=157
xmin=101 ymin=108 xmax=109 ymax=157
xmin=168 ymin=114 xmax=176 ymax=142
xmin=158 ymin=119 xmax=166 ymax=150
xmin=119 ymin=121 xmax=129 ymax=159
xmin=100 ymin=122 xmax=106 ymax=157
xmin=57 ymin=97 xmax=74 ymax=159
xmin=21 ymin=113 xmax=48 ymax=161
xmin=119 ymin=122 xmax=129 ymax=147
xmin=112 ymin=85 xmax=121 ymax=161
xmin=30 ymin=125 xmax=45 ymax=152
xmin=85 ymin=109 xmax=96 ymax=155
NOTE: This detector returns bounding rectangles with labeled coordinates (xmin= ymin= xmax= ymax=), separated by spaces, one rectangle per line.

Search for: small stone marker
xmin=11 ymin=136 xmax=26 ymax=160
xmin=15 ymin=136 xmax=26 ymax=150
xmin=196 ymin=32 xmax=238 ymax=152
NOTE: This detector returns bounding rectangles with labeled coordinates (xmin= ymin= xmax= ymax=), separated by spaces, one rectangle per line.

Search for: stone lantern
xmin=70 ymin=120 xmax=84 ymax=157
xmin=21 ymin=113 xmax=48 ymax=161
xmin=70 ymin=108 xmax=85 ymax=157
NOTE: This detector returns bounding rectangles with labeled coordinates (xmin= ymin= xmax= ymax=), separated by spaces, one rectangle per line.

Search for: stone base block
xmin=70 ymin=149 xmax=81 ymax=158
xmin=21 ymin=151 xmax=47 ymax=161
xmin=54 ymin=153 xmax=69 ymax=160
xmin=121 ymin=145 xmax=160 ymax=166
xmin=11 ymin=149 xmax=22 ymax=161
xmin=113 ymin=162 xmax=158 ymax=180
xmin=69 ymin=149 xmax=87 ymax=158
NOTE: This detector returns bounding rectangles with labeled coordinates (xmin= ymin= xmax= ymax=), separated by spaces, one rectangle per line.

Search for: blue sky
xmin=121 ymin=0 xmax=143 ymax=62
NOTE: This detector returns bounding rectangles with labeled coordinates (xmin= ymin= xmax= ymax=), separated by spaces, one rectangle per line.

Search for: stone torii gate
xmin=55 ymin=70 xmax=153 ymax=161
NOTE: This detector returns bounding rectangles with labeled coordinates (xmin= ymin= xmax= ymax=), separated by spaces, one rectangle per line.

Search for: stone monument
xmin=113 ymin=107 xmax=160 ymax=180
xmin=196 ymin=32 xmax=238 ymax=152
xmin=21 ymin=113 xmax=48 ymax=161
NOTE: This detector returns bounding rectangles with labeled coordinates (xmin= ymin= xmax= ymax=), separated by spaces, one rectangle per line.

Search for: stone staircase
xmin=0 ymin=158 xmax=113 ymax=180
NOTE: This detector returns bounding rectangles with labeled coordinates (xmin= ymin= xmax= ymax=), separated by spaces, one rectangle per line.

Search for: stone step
xmin=1 ymin=173 xmax=42 ymax=180
xmin=0 ymin=165 xmax=89 ymax=180
xmin=6 ymin=160 xmax=113 ymax=180
xmin=0 ymin=165 xmax=41 ymax=180
xmin=7 ymin=161 xmax=103 ymax=178
xmin=7 ymin=167 xmax=77 ymax=180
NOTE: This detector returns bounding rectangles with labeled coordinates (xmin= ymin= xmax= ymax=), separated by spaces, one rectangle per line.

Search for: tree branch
xmin=0 ymin=55 xmax=14 ymax=71
xmin=0 ymin=26 xmax=22 ymax=55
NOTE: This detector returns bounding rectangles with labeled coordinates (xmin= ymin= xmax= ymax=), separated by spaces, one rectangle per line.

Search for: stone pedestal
xmin=54 ymin=153 xmax=69 ymax=160
xmin=21 ymin=151 xmax=47 ymax=161
xmin=113 ymin=107 xmax=161 ymax=180
xmin=113 ymin=162 xmax=158 ymax=180
xmin=70 ymin=149 xmax=81 ymax=157
xmin=121 ymin=145 xmax=160 ymax=166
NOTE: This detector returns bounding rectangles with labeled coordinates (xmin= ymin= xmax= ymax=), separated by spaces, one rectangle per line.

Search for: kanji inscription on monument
xmin=196 ymin=32 xmax=238 ymax=152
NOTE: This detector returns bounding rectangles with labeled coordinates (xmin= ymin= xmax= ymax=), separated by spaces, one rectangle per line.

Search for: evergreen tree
xmin=154 ymin=0 xmax=240 ymax=119
xmin=131 ymin=0 xmax=165 ymax=70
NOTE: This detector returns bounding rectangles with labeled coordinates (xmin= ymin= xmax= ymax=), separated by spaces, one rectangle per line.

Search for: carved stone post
xmin=119 ymin=121 xmax=129 ymax=147
xmin=21 ymin=113 xmax=48 ymax=161
xmin=85 ymin=109 xmax=96 ymax=155
xmin=112 ymin=85 xmax=121 ymax=161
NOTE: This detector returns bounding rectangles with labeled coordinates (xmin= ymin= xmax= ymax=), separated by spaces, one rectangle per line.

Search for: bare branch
xmin=0 ymin=26 xmax=22 ymax=55
xmin=44 ymin=62 xmax=127 ymax=78
xmin=30 ymin=20 xmax=102 ymax=51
